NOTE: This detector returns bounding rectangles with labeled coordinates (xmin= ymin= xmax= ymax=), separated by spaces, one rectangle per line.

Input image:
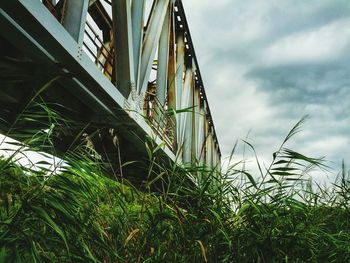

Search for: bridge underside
xmin=0 ymin=36 xmax=157 ymax=181
xmin=0 ymin=0 xmax=221 ymax=182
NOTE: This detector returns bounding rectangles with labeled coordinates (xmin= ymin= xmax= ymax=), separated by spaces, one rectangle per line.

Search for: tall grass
xmin=0 ymin=77 xmax=349 ymax=262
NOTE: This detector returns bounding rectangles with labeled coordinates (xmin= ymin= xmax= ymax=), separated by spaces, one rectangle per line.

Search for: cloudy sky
xmin=183 ymin=0 xmax=350 ymax=181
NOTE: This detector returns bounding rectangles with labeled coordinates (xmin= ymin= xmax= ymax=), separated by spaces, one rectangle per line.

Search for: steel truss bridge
xmin=0 ymin=0 xmax=221 ymax=177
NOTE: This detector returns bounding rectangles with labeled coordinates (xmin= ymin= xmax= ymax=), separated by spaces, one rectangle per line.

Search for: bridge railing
xmin=83 ymin=20 xmax=114 ymax=80
xmin=144 ymin=90 xmax=176 ymax=150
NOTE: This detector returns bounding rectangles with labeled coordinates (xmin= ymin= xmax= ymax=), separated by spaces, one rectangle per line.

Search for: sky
xmin=183 ymin=0 xmax=350 ymax=182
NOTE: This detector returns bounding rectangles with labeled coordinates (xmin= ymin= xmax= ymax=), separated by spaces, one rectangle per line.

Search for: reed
xmin=0 ymin=78 xmax=349 ymax=262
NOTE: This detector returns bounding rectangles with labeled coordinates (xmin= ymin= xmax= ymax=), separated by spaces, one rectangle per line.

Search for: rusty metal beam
xmin=166 ymin=5 xmax=177 ymax=150
xmin=167 ymin=6 xmax=176 ymax=111
xmin=174 ymin=0 xmax=221 ymax=159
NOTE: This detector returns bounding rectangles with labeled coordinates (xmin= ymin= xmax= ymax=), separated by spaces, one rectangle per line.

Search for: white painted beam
xmin=131 ymin=0 xmax=145 ymax=90
xmin=175 ymin=33 xmax=185 ymax=155
xmin=61 ymin=0 xmax=89 ymax=45
xmin=156 ymin=4 xmax=170 ymax=107
xmin=182 ymin=68 xmax=193 ymax=163
xmin=193 ymin=87 xmax=200 ymax=161
xmin=198 ymin=106 xmax=205 ymax=164
xmin=139 ymin=0 xmax=170 ymax=94
xmin=111 ymin=0 xmax=136 ymax=98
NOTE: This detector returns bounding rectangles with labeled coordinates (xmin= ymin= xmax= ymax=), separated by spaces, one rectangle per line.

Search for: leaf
xmin=271 ymin=167 xmax=299 ymax=172
xmin=30 ymin=206 xmax=69 ymax=253
xmin=281 ymin=148 xmax=327 ymax=169
xmin=281 ymin=115 xmax=308 ymax=146
xmin=242 ymin=140 xmax=264 ymax=178
xmin=196 ymin=240 xmax=208 ymax=263
xmin=152 ymin=142 xmax=165 ymax=154
xmin=0 ymin=247 xmax=7 ymax=263
xmin=270 ymin=171 xmax=298 ymax=176
xmin=121 ymin=161 xmax=138 ymax=168
xmin=241 ymin=171 xmax=257 ymax=188
xmin=166 ymin=106 xmax=193 ymax=115
xmin=124 ymin=228 xmax=140 ymax=247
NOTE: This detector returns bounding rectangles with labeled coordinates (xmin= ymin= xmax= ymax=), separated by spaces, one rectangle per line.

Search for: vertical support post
xmin=167 ymin=5 xmax=177 ymax=150
xmin=175 ymin=33 xmax=185 ymax=112
xmin=206 ymin=125 xmax=213 ymax=169
xmin=61 ymin=0 xmax=89 ymax=45
xmin=201 ymin=101 xmax=208 ymax=165
xmin=217 ymin=150 xmax=221 ymax=171
xmin=212 ymin=141 xmax=217 ymax=168
xmin=167 ymin=4 xmax=176 ymax=112
xmin=156 ymin=4 xmax=170 ymax=107
xmin=175 ymin=32 xmax=185 ymax=156
xmin=210 ymin=133 xmax=214 ymax=169
xmin=111 ymin=0 xmax=136 ymax=98
xmin=193 ymin=86 xmax=200 ymax=161
xmin=131 ymin=0 xmax=145 ymax=90
xmin=198 ymin=106 xmax=205 ymax=164
xmin=215 ymin=145 xmax=220 ymax=168
xmin=182 ymin=68 xmax=193 ymax=164
xmin=139 ymin=0 xmax=170 ymax=94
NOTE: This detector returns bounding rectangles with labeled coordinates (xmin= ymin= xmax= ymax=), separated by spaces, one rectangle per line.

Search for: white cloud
xmin=263 ymin=18 xmax=350 ymax=64
xmin=204 ymin=67 xmax=275 ymax=156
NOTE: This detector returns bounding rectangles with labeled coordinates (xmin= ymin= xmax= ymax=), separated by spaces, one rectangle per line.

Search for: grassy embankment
xmin=0 ymin=80 xmax=349 ymax=262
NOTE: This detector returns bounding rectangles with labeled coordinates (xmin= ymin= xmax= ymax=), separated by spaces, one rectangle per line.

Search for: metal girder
xmin=191 ymin=82 xmax=196 ymax=163
xmin=177 ymin=67 xmax=192 ymax=154
xmin=166 ymin=6 xmax=177 ymax=150
xmin=111 ymin=0 xmax=136 ymax=98
xmin=1 ymin=0 xmax=122 ymax=109
xmin=175 ymin=32 xmax=185 ymax=112
xmin=61 ymin=0 xmax=89 ymax=45
xmin=167 ymin=5 xmax=176 ymax=111
xmin=131 ymin=0 xmax=145 ymax=89
xmin=216 ymin=149 xmax=221 ymax=170
xmin=197 ymin=106 xmax=205 ymax=164
xmin=139 ymin=0 xmax=170 ymax=94
xmin=209 ymin=133 xmax=214 ymax=169
xmin=193 ymin=87 xmax=200 ymax=160
xmin=175 ymin=32 xmax=185 ymax=155
xmin=205 ymin=124 xmax=213 ymax=169
xmin=181 ymin=67 xmax=193 ymax=164
xmin=0 ymin=9 xmax=54 ymax=63
xmin=215 ymin=145 xmax=220 ymax=168
xmin=156 ymin=4 xmax=171 ymax=107
xmin=213 ymin=143 xmax=217 ymax=168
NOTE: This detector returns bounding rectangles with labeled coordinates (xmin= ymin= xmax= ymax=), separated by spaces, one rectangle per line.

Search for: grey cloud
xmin=196 ymin=1 xmax=350 ymax=67
xmin=184 ymin=0 xmax=350 ymax=177
xmin=246 ymin=60 xmax=350 ymax=156
xmin=246 ymin=62 xmax=350 ymax=106
xmin=262 ymin=1 xmax=350 ymax=41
